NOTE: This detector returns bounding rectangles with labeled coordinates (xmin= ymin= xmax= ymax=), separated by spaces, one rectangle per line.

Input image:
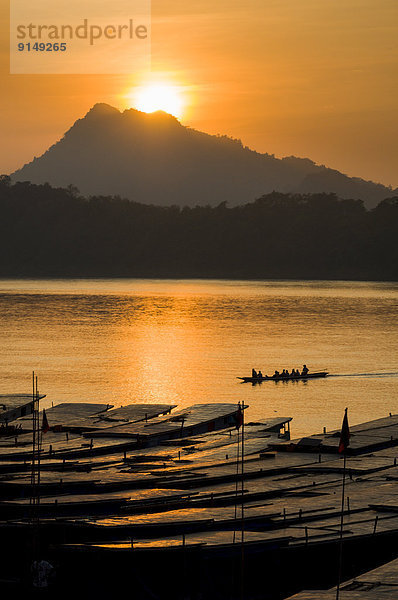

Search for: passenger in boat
xmin=281 ymin=369 xmax=288 ymax=378
xmin=258 ymin=370 xmax=263 ymax=378
xmin=290 ymin=368 xmax=296 ymax=377
xmin=301 ymin=364 xmax=309 ymax=376
xmin=252 ymin=368 xmax=258 ymax=378
xmin=273 ymin=370 xmax=280 ymax=378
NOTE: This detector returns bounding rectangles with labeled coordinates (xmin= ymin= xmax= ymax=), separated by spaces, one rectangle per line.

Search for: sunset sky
xmin=1 ymin=0 xmax=397 ymax=187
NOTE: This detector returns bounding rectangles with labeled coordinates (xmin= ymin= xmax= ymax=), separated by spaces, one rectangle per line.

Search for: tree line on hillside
xmin=0 ymin=175 xmax=397 ymax=280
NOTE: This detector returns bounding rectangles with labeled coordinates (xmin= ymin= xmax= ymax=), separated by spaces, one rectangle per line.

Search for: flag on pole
xmin=338 ymin=408 xmax=350 ymax=453
xmin=42 ymin=409 xmax=50 ymax=434
xmin=235 ymin=403 xmax=243 ymax=429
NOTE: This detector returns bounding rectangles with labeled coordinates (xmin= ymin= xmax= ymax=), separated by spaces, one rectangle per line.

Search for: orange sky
xmin=1 ymin=0 xmax=397 ymax=187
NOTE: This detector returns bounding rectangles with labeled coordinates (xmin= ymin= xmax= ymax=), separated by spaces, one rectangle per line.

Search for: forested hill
xmin=0 ymin=177 xmax=397 ymax=281
xmin=11 ymin=104 xmax=396 ymax=209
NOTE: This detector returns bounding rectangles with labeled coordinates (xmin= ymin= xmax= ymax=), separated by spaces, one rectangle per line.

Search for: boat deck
xmin=0 ymin=393 xmax=45 ymax=423
xmin=287 ymin=556 xmax=398 ymax=598
xmin=271 ymin=414 xmax=398 ymax=455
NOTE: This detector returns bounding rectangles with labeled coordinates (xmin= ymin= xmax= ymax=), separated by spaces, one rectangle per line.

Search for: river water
xmin=0 ymin=279 xmax=397 ymax=438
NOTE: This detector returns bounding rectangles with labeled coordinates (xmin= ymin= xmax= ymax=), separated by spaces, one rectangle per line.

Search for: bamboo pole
xmin=336 ymin=452 xmax=347 ymax=599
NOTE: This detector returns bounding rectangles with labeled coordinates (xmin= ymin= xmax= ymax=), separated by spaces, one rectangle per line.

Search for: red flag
xmin=338 ymin=408 xmax=350 ymax=453
xmin=42 ymin=409 xmax=50 ymax=434
xmin=235 ymin=403 xmax=243 ymax=429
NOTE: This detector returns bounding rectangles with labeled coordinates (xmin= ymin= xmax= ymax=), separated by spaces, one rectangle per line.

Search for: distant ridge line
xmin=11 ymin=103 xmax=397 ymax=210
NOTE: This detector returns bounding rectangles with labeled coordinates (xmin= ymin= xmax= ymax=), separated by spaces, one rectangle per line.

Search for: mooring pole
xmin=336 ymin=451 xmax=347 ymax=600
xmin=241 ymin=401 xmax=245 ymax=600
xmin=30 ymin=371 xmax=36 ymax=506
xmin=233 ymin=406 xmax=241 ymax=544
xmin=36 ymin=376 xmax=41 ymax=500
xmin=336 ymin=407 xmax=350 ymax=599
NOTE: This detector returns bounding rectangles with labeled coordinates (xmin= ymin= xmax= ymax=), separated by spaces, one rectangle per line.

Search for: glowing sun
xmin=132 ymin=84 xmax=183 ymax=118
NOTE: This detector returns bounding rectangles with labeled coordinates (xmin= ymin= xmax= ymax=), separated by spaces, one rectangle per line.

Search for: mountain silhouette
xmin=12 ymin=103 xmax=395 ymax=209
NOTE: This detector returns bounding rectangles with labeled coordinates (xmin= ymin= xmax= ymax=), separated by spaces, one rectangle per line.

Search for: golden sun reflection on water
xmin=0 ymin=279 xmax=397 ymax=439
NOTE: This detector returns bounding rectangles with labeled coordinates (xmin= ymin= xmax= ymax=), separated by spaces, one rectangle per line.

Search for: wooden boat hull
xmin=238 ymin=371 xmax=328 ymax=383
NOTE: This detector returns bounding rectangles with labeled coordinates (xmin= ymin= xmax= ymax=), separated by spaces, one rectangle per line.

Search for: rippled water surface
xmin=0 ymin=279 xmax=397 ymax=438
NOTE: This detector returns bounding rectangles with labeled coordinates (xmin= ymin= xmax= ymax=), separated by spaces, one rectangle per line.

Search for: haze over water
xmin=1 ymin=279 xmax=397 ymax=439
